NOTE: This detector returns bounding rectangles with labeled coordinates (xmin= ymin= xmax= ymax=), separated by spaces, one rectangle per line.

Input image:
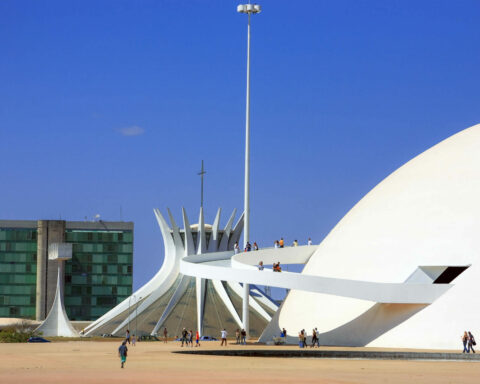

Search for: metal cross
xmin=197 ymin=160 xmax=206 ymax=208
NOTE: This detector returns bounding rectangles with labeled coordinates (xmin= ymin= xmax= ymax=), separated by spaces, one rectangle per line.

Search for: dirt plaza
xmin=0 ymin=340 xmax=479 ymax=384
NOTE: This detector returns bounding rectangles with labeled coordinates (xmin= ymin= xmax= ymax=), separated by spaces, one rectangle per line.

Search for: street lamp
xmin=128 ymin=294 xmax=135 ymax=335
xmin=237 ymin=2 xmax=261 ymax=340
xmin=135 ymin=296 xmax=142 ymax=338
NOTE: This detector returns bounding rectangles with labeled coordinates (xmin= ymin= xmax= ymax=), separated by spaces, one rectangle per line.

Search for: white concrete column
xmin=196 ymin=277 xmax=206 ymax=336
xmin=242 ymin=283 xmax=249 ymax=338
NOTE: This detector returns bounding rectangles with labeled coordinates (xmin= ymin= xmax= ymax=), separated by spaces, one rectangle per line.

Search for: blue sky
xmin=1 ymin=1 xmax=479 ymax=295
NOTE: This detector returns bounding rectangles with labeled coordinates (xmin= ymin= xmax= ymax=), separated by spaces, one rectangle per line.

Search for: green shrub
xmin=0 ymin=326 xmax=36 ymax=343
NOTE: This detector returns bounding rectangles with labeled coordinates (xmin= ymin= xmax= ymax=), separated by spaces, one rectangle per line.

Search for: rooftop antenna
xmin=197 ymin=160 xmax=206 ymax=208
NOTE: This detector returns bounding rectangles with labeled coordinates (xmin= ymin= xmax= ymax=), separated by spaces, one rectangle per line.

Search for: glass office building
xmin=0 ymin=223 xmax=38 ymax=318
xmin=0 ymin=220 xmax=134 ymax=321
xmin=64 ymin=229 xmax=133 ymax=321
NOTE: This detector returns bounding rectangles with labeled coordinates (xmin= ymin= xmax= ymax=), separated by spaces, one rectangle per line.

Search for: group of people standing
xmin=235 ymin=237 xmax=314 ymax=254
xmin=257 ymin=260 xmax=282 ymax=272
xmin=274 ymin=237 xmax=313 ymax=248
xmin=235 ymin=328 xmax=248 ymax=345
xmin=273 ymin=238 xmax=284 ymax=248
xmin=298 ymin=328 xmax=320 ymax=348
xmin=180 ymin=328 xmax=201 ymax=347
xmin=234 ymin=241 xmax=259 ymax=253
xmin=462 ymin=331 xmax=476 ymax=353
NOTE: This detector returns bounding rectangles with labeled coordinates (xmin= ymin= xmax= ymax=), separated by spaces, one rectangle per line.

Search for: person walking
xmin=221 ymin=329 xmax=228 ymax=346
xmin=274 ymin=240 xmax=279 ymax=249
xmin=462 ymin=331 xmax=469 ymax=353
xmin=125 ymin=329 xmax=131 ymax=344
xmin=307 ymin=237 xmax=312 ymax=246
xmin=118 ymin=340 xmax=128 ymax=368
xmin=234 ymin=241 xmax=240 ymax=254
xmin=163 ymin=327 xmax=168 ymax=343
xmin=131 ymin=334 xmax=136 ymax=347
xmin=241 ymin=328 xmax=247 ymax=345
xmin=282 ymin=328 xmax=287 ymax=344
xmin=236 ymin=329 xmax=240 ymax=344
xmin=195 ymin=330 xmax=200 ymax=347
xmin=189 ymin=329 xmax=194 ymax=347
xmin=469 ymin=331 xmax=476 ymax=353
xmin=314 ymin=327 xmax=320 ymax=347
xmin=298 ymin=330 xmax=305 ymax=348
xmin=311 ymin=328 xmax=317 ymax=348
xmin=181 ymin=328 xmax=188 ymax=347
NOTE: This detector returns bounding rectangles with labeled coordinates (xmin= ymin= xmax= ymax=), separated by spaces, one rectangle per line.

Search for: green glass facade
xmin=0 ymin=221 xmax=133 ymax=321
xmin=64 ymin=230 xmax=133 ymax=321
xmin=0 ymin=228 xmax=38 ymax=318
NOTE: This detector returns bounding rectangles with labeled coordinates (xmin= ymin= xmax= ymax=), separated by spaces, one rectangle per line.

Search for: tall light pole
xmin=135 ymin=296 xmax=142 ymax=338
xmin=237 ymin=2 xmax=261 ymax=339
xmin=128 ymin=294 xmax=135 ymax=334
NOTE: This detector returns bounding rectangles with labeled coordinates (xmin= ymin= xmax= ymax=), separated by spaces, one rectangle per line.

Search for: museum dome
xmin=279 ymin=123 xmax=480 ymax=349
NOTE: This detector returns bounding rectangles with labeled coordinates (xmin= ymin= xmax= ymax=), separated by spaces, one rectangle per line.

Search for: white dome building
xmin=276 ymin=124 xmax=480 ymax=349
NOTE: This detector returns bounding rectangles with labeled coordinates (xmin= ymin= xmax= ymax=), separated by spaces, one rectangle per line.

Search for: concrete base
xmin=174 ymin=349 xmax=480 ymax=361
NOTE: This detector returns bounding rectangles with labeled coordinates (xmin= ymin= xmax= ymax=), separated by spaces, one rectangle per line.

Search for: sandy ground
xmin=0 ymin=341 xmax=478 ymax=384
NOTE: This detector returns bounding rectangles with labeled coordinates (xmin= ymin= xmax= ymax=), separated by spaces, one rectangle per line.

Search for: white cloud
xmin=118 ymin=125 xmax=145 ymax=136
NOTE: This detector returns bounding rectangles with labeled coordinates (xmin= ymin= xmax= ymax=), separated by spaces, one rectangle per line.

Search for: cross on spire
xmin=197 ymin=160 xmax=206 ymax=208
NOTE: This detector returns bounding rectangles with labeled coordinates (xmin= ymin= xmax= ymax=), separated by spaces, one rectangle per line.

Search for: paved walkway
xmin=1 ymin=341 xmax=479 ymax=384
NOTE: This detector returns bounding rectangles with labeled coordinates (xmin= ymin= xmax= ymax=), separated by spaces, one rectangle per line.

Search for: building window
xmin=97 ymin=296 xmax=115 ymax=306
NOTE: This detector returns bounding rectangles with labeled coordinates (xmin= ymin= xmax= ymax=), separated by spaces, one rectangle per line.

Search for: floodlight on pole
xmin=237 ymin=2 xmax=261 ymax=340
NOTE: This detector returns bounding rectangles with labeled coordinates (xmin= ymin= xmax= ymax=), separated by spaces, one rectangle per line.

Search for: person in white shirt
xmin=258 ymin=261 xmax=264 ymax=270
xmin=307 ymin=237 xmax=312 ymax=246
xmin=234 ymin=242 xmax=240 ymax=254
xmin=220 ymin=329 xmax=228 ymax=346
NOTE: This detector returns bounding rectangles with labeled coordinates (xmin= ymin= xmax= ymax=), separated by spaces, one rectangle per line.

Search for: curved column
xmin=212 ymin=279 xmax=243 ymax=328
xmin=228 ymin=213 xmax=245 ymax=250
xmin=218 ymin=209 xmax=236 ymax=251
xmin=85 ymin=209 xmax=180 ymax=335
xmin=197 ymin=208 xmax=207 ymax=254
xmin=207 ymin=208 xmax=222 ymax=252
xmin=151 ymin=275 xmax=192 ymax=335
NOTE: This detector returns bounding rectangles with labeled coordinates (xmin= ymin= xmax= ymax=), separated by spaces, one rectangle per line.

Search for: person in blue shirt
xmin=118 ymin=341 xmax=128 ymax=368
